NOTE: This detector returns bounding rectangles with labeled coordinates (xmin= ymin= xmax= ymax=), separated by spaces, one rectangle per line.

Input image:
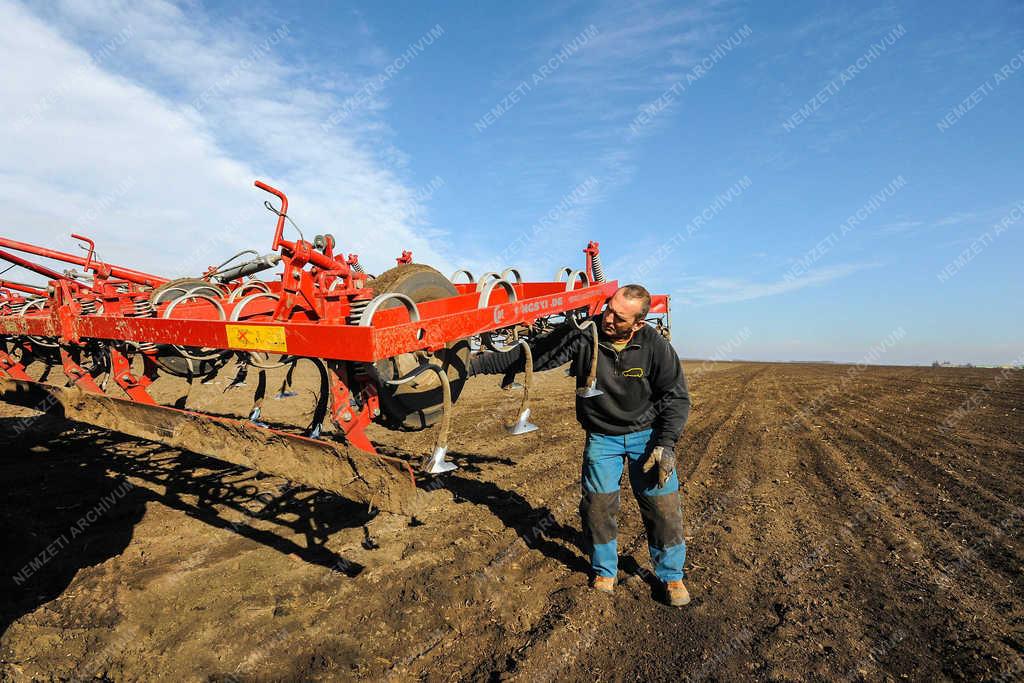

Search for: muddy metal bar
xmin=0 ymin=379 xmax=420 ymax=515
xmin=0 ymin=236 xmax=167 ymax=287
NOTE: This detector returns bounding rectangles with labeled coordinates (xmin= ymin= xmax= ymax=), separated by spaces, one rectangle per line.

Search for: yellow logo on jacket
xmin=623 ymin=367 xmax=644 ymax=378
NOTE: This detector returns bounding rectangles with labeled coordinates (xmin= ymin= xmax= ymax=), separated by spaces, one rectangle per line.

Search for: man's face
xmin=601 ymin=291 xmax=645 ymax=341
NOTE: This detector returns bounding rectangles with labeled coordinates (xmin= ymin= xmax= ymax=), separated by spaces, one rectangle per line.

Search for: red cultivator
xmin=0 ymin=181 xmax=671 ymax=514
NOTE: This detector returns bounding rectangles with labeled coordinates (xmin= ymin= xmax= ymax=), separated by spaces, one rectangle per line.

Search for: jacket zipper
xmin=598 ymin=341 xmax=641 ymax=374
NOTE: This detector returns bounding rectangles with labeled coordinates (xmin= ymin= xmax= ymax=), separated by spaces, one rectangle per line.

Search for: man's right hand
xmin=641 ymin=445 xmax=676 ymax=488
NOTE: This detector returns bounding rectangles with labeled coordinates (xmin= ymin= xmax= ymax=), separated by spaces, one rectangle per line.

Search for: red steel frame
xmin=0 ymin=281 xmax=618 ymax=360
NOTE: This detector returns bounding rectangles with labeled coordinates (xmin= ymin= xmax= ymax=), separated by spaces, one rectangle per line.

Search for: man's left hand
xmin=641 ymin=446 xmax=676 ymax=488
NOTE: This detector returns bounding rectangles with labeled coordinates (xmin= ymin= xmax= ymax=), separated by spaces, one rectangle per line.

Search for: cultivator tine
xmin=507 ymin=341 xmax=538 ymax=435
xmin=248 ymin=405 xmax=268 ymax=427
xmin=380 ymin=362 xmax=458 ymax=475
xmin=508 ymin=407 xmax=538 ymax=435
xmin=422 ymin=445 xmax=457 ymax=474
xmin=576 ymin=378 xmax=603 ymax=399
xmin=573 ymin=320 xmax=603 ymax=398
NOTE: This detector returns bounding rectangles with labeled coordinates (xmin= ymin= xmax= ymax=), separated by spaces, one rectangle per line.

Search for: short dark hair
xmin=618 ymin=284 xmax=651 ymax=322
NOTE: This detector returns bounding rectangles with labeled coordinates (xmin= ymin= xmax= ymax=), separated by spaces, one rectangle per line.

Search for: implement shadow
xmin=124 ymin=444 xmax=373 ymax=572
xmin=0 ymin=414 xmax=146 ymax=636
xmin=0 ymin=413 xmax=371 ymax=636
xmin=438 ymin=454 xmax=590 ymax=574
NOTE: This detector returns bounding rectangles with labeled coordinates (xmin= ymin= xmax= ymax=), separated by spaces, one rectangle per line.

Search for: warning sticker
xmin=225 ymin=324 xmax=288 ymax=352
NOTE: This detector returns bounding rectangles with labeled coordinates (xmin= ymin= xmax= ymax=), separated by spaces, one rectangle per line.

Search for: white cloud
xmin=932 ymin=211 xmax=982 ymax=227
xmin=676 ymin=262 xmax=875 ymax=304
xmin=876 ymin=219 xmax=924 ymax=234
xmin=0 ymin=0 xmax=451 ymax=283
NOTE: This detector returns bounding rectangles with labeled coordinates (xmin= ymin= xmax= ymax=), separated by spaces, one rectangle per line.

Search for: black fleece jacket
xmin=469 ymin=317 xmax=691 ymax=448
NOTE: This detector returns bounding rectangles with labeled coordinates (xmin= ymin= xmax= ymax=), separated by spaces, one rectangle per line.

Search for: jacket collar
xmin=598 ymin=326 xmax=645 ymax=353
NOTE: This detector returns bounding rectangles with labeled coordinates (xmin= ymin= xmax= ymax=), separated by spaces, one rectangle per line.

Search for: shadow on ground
xmin=0 ymin=414 xmax=371 ymax=637
xmin=441 ymin=467 xmax=591 ymax=575
xmin=0 ymin=415 xmax=591 ymax=640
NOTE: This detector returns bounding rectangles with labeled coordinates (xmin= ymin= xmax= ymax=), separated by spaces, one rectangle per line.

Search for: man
xmin=469 ymin=284 xmax=692 ymax=606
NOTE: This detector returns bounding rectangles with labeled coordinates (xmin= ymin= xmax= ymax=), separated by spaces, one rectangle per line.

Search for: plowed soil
xmin=1 ymin=361 xmax=1022 ymax=681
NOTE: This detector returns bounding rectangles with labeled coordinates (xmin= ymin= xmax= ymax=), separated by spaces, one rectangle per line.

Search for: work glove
xmin=641 ymin=445 xmax=676 ymax=488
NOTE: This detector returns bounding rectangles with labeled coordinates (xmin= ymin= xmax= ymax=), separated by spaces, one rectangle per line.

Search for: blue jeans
xmin=580 ymin=429 xmax=686 ymax=582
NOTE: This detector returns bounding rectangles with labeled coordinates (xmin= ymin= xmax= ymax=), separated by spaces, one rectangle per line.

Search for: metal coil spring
xmin=589 ymin=250 xmax=606 ymax=283
xmin=78 ymin=298 xmax=99 ymax=315
xmin=128 ymin=297 xmax=158 ymax=351
xmin=352 ymin=261 xmax=366 ymax=274
xmin=346 ymin=298 xmax=370 ymax=326
xmin=129 ymin=297 xmax=156 ymax=317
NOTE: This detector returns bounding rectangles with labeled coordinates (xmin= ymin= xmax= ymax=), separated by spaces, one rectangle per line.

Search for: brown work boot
xmin=665 ymin=579 xmax=690 ymax=606
xmin=592 ymin=575 xmax=615 ymax=593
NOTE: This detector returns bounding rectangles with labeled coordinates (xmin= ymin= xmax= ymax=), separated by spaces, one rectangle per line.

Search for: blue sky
xmin=1 ymin=1 xmax=1021 ymax=364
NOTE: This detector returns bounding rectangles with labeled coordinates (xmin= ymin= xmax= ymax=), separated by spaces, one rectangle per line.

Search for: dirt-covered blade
xmin=0 ymin=379 xmax=419 ymax=515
